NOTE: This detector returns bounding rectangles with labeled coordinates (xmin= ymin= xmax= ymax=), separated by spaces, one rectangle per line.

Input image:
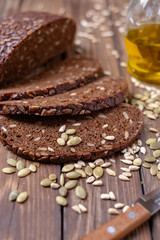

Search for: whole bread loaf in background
xmin=0 ymin=12 xmax=76 ymax=85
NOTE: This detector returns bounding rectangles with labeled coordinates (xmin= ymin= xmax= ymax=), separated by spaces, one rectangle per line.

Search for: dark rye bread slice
xmin=0 ymin=76 xmax=128 ymax=116
xmin=0 ymin=104 xmax=143 ymax=163
xmin=0 ymin=12 xmax=76 ymax=85
xmin=0 ymin=56 xmax=102 ymax=101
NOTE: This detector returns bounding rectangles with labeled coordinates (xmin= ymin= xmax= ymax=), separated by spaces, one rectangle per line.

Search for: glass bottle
xmin=124 ymin=0 xmax=160 ymax=84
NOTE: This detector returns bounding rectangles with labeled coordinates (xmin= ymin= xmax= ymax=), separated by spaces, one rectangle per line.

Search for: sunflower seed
xmin=105 ymin=136 xmax=115 ymax=140
xmin=108 ymin=208 xmax=119 ymax=215
xmin=7 ymin=158 xmax=17 ymax=167
xmin=109 ymin=191 xmax=116 ymax=200
xmin=49 ymin=173 xmax=57 ymax=181
xmin=77 ymin=160 xmax=86 ymax=167
xmin=62 ymin=164 xmax=75 ymax=173
xmin=122 ymin=172 xmax=132 ymax=177
xmin=50 ymin=182 xmax=60 ymax=189
xmin=102 ymin=124 xmax=108 ymax=129
xmin=61 ymin=133 xmax=68 ymax=141
xmin=94 ymin=158 xmax=104 ymax=166
xmin=133 ymin=158 xmax=142 ymax=166
xmin=120 ymin=167 xmax=130 ymax=172
xmin=146 ymin=138 xmax=156 ymax=145
xmin=124 ymin=155 xmax=134 ymax=160
xmin=29 ymin=164 xmax=37 ymax=172
xmin=150 ymin=142 xmax=160 ymax=150
xmin=74 ymin=163 xmax=82 ymax=169
xmin=145 ymin=156 xmax=156 ymax=163
xmin=60 ymin=173 xmax=65 ymax=186
xmin=157 ymin=172 xmax=160 ymax=180
xmin=2 ymin=167 xmax=15 ymax=174
xmin=66 ymin=129 xmax=76 ymax=135
xmin=9 ymin=190 xmax=20 ymax=201
xmin=76 ymin=169 xmax=86 ymax=178
xmin=149 ymin=128 xmax=158 ymax=133
xmin=17 ymin=192 xmax=28 ymax=203
xmin=119 ymin=174 xmax=129 ymax=181
xmin=86 ymin=176 xmax=95 ymax=184
xmin=67 ymin=137 xmax=81 ymax=146
xmin=106 ymin=168 xmax=116 ymax=176
xmin=92 ymin=180 xmax=102 ymax=186
xmin=18 ymin=168 xmax=31 ymax=178
xmin=57 ymin=138 xmax=65 ymax=146
xmin=122 ymin=205 xmax=130 ymax=212
xmin=129 ymin=165 xmax=140 ymax=171
xmin=56 ymin=196 xmax=67 ymax=206
xmin=59 ymin=125 xmax=66 ymax=133
xmin=100 ymin=193 xmax=110 ymax=200
xmin=16 ymin=160 xmax=25 ymax=171
xmin=150 ymin=165 xmax=158 ymax=176
xmin=59 ymin=186 xmax=68 ymax=197
xmin=85 ymin=166 xmax=93 ymax=176
xmin=78 ymin=204 xmax=87 ymax=213
xmin=114 ymin=203 xmax=125 ymax=209
xmin=142 ymin=162 xmax=152 ymax=168
xmin=40 ymin=178 xmax=52 ymax=187
xmin=33 ymin=162 xmax=40 ymax=167
xmin=140 ymin=147 xmax=146 ymax=154
xmin=101 ymin=162 xmax=112 ymax=168
xmin=153 ymin=150 xmax=160 ymax=158
xmin=93 ymin=167 xmax=103 ymax=179
xmin=66 ymin=171 xmax=81 ymax=179
xmin=88 ymin=162 xmax=95 ymax=168
xmin=71 ymin=205 xmax=81 ymax=214
xmin=72 ymin=123 xmax=81 ymax=127
xmin=120 ymin=159 xmax=132 ymax=165
xmin=76 ymin=186 xmax=87 ymax=199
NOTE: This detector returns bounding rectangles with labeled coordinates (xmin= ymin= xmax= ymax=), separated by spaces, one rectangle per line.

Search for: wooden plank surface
xmin=0 ymin=0 xmax=159 ymax=240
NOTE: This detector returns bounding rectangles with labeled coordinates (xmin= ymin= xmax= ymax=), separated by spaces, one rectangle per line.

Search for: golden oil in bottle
xmin=124 ymin=24 xmax=160 ymax=84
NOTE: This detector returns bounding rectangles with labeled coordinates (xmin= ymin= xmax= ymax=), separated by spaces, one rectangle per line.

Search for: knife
xmin=81 ymin=187 xmax=160 ymax=240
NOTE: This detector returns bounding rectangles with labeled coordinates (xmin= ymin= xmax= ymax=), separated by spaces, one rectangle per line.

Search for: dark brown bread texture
xmin=0 ymin=104 xmax=143 ymax=163
xmin=0 ymin=56 xmax=102 ymax=101
xmin=0 ymin=76 xmax=128 ymax=116
xmin=0 ymin=12 xmax=76 ymax=84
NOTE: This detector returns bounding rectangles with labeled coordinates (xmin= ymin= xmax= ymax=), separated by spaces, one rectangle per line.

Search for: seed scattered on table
xmin=109 ymin=191 xmax=116 ymax=200
xmin=16 ymin=160 xmax=25 ymax=171
xmin=7 ymin=158 xmax=17 ymax=167
xmin=9 ymin=190 xmax=20 ymax=201
xmin=65 ymin=180 xmax=77 ymax=189
xmin=2 ymin=167 xmax=15 ymax=174
xmin=108 ymin=208 xmax=119 ymax=215
xmin=49 ymin=173 xmax=57 ymax=181
xmin=71 ymin=205 xmax=81 ymax=214
xmin=51 ymin=182 xmax=60 ymax=189
xmin=106 ymin=168 xmax=116 ymax=176
xmin=60 ymin=173 xmax=65 ymax=186
xmin=62 ymin=164 xmax=75 ymax=173
xmin=18 ymin=168 xmax=31 ymax=178
xmin=76 ymin=186 xmax=87 ymax=199
xmin=76 ymin=169 xmax=86 ymax=178
xmin=29 ymin=164 xmax=37 ymax=173
xmin=56 ymin=196 xmax=67 ymax=206
xmin=17 ymin=192 xmax=28 ymax=203
xmin=101 ymin=193 xmax=110 ymax=200
xmin=114 ymin=203 xmax=125 ymax=209
xmin=133 ymin=158 xmax=142 ymax=166
xmin=150 ymin=165 xmax=158 ymax=176
xmin=40 ymin=178 xmax=52 ymax=187
xmin=66 ymin=171 xmax=81 ymax=179
xmin=59 ymin=186 xmax=68 ymax=197
xmin=145 ymin=156 xmax=156 ymax=163
xmin=92 ymin=180 xmax=102 ymax=186
xmin=93 ymin=166 xmax=103 ymax=179
xmin=78 ymin=204 xmax=87 ymax=213
xmin=122 ymin=205 xmax=130 ymax=212
xmin=119 ymin=174 xmax=130 ymax=181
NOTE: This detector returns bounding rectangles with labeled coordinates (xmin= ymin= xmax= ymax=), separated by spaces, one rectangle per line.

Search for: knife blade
xmin=81 ymin=187 xmax=160 ymax=240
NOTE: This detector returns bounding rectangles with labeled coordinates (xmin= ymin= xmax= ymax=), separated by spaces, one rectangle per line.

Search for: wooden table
xmin=0 ymin=0 xmax=159 ymax=239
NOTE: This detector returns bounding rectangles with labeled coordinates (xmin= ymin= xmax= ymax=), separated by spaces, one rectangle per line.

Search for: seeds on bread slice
xmin=0 ymin=12 xmax=76 ymax=85
xmin=0 ymin=104 xmax=143 ymax=163
xmin=0 ymin=76 xmax=127 ymax=116
xmin=0 ymin=56 xmax=102 ymax=101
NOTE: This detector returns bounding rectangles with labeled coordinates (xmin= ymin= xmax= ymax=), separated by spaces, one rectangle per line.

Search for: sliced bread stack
xmin=0 ymin=12 xmax=143 ymax=163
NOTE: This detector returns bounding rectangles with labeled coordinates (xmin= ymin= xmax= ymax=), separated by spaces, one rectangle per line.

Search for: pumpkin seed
xmin=59 ymin=125 xmax=66 ymax=133
xmin=66 ymin=171 xmax=81 ymax=179
xmin=85 ymin=166 xmax=93 ymax=176
xmin=59 ymin=186 xmax=67 ymax=197
xmin=56 ymin=196 xmax=67 ymax=206
xmin=9 ymin=190 xmax=20 ymax=201
xmin=93 ymin=167 xmax=103 ymax=179
xmin=150 ymin=141 xmax=160 ymax=150
xmin=40 ymin=178 xmax=52 ymax=187
xmin=145 ymin=156 xmax=156 ymax=163
xmin=108 ymin=208 xmax=119 ymax=215
xmin=57 ymin=138 xmax=65 ymax=146
xmin=133 ymin=158 xmax=142 ymax=166
xmin=2 ymin=167 xmax=15 ymax=174
xmin=16 ymin=160 xmax=25 ymax=171
xmin=62 ymin=164 xmax=74 ymax=173
xmin=66 ymin=129 xmax=76 ymax=135
xmin=109 ymin=191 xmax=116 ymax=200
xmin=78 ymin=204 xmax=87 ymax=213
xmin=92 ymin=180 xmax=102 ymax=186
xmin=17 ymin=192 xmax=28 ymax=203
xmin=106 ymin=168 xmax=116 ymax=176
xmin=76 ymin=169 xmax=86 ymax=178
xmin=29 ymin=164 xmax=37 ymax=172
xmin=50 ymin=182 xmax=60 ymax=189
xmin=67 ymin=137 xmax=81 ymax=146
xmin=76 ymin=186 xmax=87 ymax=199
xmin=142 ymin=162 xmax=152 ymax=168
xmin=71 ymin=205 xmax=81 ymax=214
xmin=153 ymin=150 xmax=160 ymax=158
xmin=100 ymin=193 xmax=110 ymax=200
xmin=61 ymin=132 xmax=68 ymax=141
xmin=65 ymin=180 xmax=77 ymax=189
xmin=86 ymin=176 xmax=95 ymax=184
xmin=157 ymin=172 xmax=160 ymax=180
xmin=60 ymin=173 xmax=65 ymax=186
xmin=146 ymin=138 xmax=156 ymax=145
xmin=150 ymin=165 xmax=158 ymax=176
xmin=18 ymin=168 xmax=31 ymax=178
xmin=49 ymin=173 xmax=57 ymax=181
xmin=119 ymin=174 xmax=129 ymax=181
xmin=7 ymin=158 xmax=17 ymax=167
xmin=114 ymin=203 xmax=125 ymax=209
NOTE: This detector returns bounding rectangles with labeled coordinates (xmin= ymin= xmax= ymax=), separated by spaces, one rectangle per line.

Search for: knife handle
xmin=81 ymin=203 xmax=151 ymax=240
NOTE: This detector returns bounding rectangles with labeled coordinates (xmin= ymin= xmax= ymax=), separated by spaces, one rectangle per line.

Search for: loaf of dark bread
xmin=0 ymin=12 xmax=76 ymax=84
xmin=0 ymin=76 xmax=128 ymax=116
xmin=0 ymin=104 xmax=143 ymax=163
xmin=0 ymin=56 xmax=102 ymax=101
